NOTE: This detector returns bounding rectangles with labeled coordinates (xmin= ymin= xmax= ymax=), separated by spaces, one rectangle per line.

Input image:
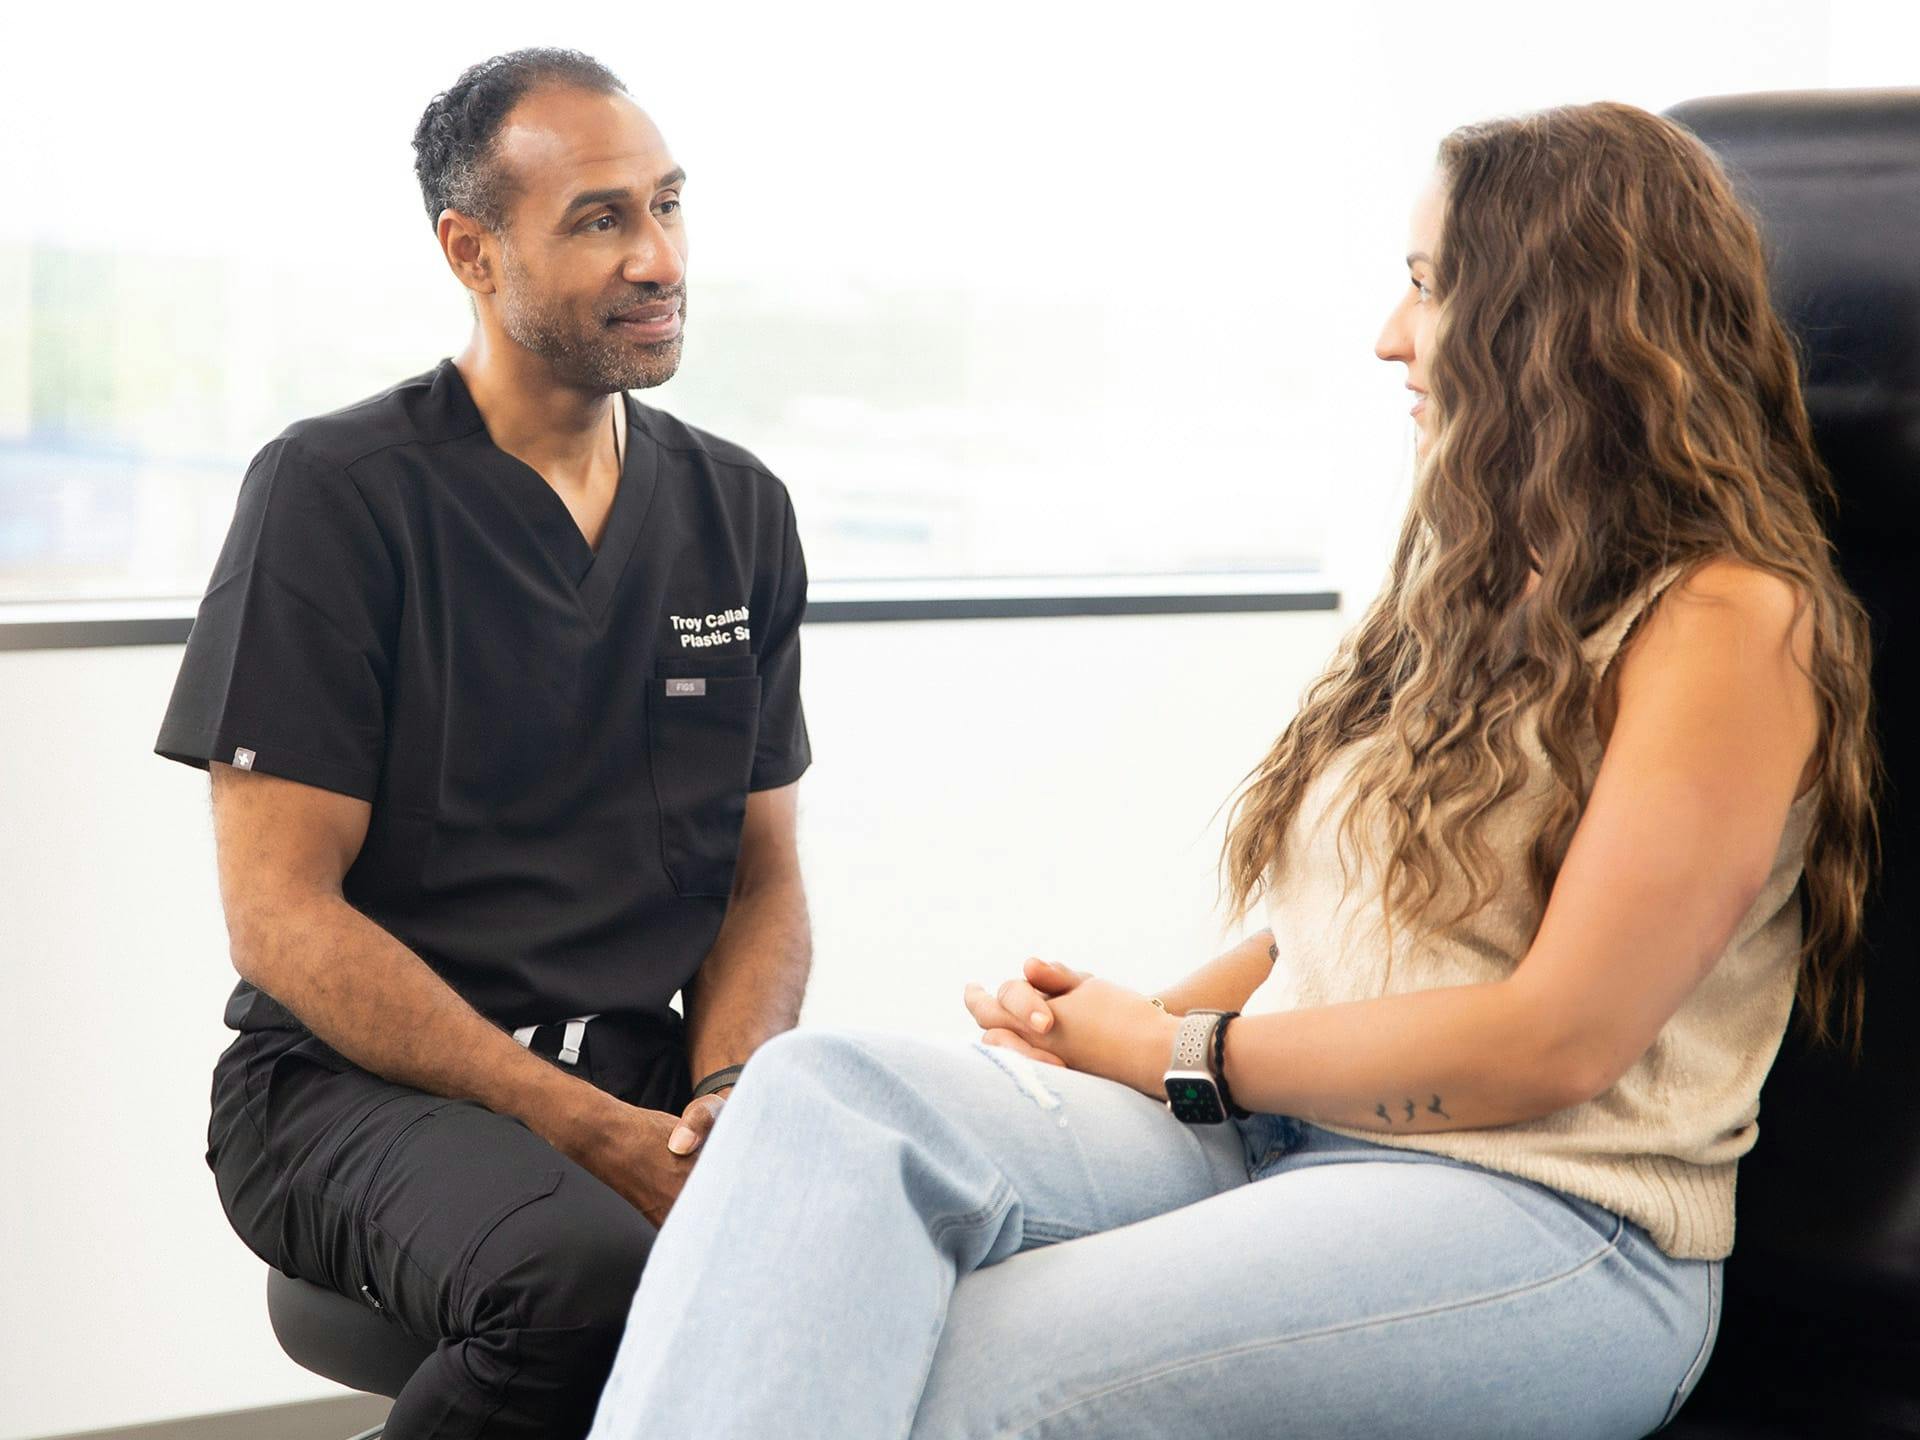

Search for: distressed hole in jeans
xmin=975 ymin=1042 xmax=1069 ymax=1125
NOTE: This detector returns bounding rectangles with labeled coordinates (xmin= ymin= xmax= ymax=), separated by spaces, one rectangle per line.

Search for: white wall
xmin=0 ymin=608 xmax=1341 ymax=1438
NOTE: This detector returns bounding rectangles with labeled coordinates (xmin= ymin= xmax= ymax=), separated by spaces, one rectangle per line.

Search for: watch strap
xmin=1211 ymin=1012 xmax=1251 ymax=1119
xmin=691 ymin=1064 xmax=745 ymax=1100
xmin=1171 ymin=1010 xmax=1227 ymax=1073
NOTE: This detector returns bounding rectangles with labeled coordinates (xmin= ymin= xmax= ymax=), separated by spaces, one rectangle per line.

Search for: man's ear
xmin=438 ymin=209 xmax=496 ymax=296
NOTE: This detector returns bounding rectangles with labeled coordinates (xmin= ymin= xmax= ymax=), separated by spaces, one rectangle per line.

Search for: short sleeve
xmin=750 ymin=489 xmax=812 ymax=791
xmin=154 ymin=437 xmax=398 ymax=801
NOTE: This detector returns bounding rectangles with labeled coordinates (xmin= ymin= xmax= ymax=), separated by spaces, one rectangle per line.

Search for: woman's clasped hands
xmin=963 ymin=957 xmax=1181 ymax=1099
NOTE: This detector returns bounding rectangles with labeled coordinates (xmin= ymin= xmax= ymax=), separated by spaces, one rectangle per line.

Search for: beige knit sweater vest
xmin=1243 ymin=563 xmax=1820 ymax=1260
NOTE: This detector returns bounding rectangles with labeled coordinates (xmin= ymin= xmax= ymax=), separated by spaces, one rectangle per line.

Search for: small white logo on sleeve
xmin=232 ymin=747 xmax=256 ymax=770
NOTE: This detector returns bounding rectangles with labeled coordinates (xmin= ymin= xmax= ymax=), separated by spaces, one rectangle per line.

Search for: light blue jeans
xmin=587 ymin=1027 xmax=1720 ymax=1439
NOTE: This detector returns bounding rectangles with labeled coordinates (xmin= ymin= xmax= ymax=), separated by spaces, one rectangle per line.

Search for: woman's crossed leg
xmin=586 ymin=1027 xmax=1713 ymax=1440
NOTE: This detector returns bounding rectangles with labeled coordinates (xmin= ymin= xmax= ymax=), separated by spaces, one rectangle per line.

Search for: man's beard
xmin=498 ymin=245 xmax=686 ymax=392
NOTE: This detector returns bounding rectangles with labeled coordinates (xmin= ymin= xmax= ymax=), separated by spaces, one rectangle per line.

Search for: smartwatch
xmin=1163 ymin=1009 xmax=1232 ymax=1124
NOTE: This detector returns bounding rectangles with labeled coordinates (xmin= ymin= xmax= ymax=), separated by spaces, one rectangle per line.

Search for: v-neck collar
xmin=436 ymin=357 xmax=658 ymax=626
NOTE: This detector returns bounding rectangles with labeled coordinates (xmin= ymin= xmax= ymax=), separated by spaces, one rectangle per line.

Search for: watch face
xmin=1164 ymin=1075 xmax=1227 ymax=1125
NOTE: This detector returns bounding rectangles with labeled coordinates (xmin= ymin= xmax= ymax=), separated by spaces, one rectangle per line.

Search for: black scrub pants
xmin=207 ymin=1012 xmax=693 ymax=1440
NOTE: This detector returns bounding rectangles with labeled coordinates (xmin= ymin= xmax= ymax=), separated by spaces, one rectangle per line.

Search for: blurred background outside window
xmin=1 ymin=0 xmax=1912 ymax=610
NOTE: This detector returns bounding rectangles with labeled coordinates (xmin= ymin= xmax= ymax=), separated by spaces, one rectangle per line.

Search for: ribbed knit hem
xmin=1310 ymin=1122 xmax=1735 ymax=1260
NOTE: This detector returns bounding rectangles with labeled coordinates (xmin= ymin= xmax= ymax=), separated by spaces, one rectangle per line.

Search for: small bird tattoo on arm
xmin=1374 ymin=1094 xmax=1453 ymax=1127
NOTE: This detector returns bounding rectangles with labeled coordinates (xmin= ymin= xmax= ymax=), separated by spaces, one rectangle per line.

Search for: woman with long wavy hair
xmin=587 ymin=101 xmax=1879 ymax=1440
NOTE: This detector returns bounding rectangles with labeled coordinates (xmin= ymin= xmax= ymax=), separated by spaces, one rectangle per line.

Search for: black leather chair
xmin=267 ymin=1267 xmax=433 ymax=1438
xmin=1657 ymin=88 xmax=1920 ymax=1439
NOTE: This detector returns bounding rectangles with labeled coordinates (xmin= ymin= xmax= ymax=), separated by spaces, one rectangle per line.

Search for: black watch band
xmin=691 ymin=1064 xmax=745 ymax=1100
xmin=1210 ymin=1011 xmax=1251 ymax=1119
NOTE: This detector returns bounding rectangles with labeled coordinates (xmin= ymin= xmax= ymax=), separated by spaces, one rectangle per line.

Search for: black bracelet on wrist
xmin=691 ymin=1064 xmax=745 ymax=1100
xmin=1210 ymin=1012 xmax=1251 ymax=1119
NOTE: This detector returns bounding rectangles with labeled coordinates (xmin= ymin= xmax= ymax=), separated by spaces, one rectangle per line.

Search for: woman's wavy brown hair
xmin=1221 ymin=101 xmax=1880 ymax=1051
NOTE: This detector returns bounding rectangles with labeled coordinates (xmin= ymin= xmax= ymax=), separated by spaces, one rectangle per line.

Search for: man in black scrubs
xmin=154 ymin=48 xmax=811 ymax=1438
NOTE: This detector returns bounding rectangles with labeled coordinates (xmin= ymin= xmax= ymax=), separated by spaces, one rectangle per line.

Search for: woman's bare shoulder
xmin=1595 ymin=558 xmax=1817 ymax=782
xmin=1600 ymin=555 xmax=1819 ymax=794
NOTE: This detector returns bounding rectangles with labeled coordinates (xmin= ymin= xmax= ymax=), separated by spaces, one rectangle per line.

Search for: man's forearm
xmin=1151 ymin=930 xmax=1277 ymax=1015
xmin=231 ymin=894 xmax=611 ymax=1162
xmin=682 ymin=875 xmax=811 ymax=1087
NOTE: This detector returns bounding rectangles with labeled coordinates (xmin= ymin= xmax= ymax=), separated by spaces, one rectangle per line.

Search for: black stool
xmin=266 ymin=1268 xmax=436 ymax=1439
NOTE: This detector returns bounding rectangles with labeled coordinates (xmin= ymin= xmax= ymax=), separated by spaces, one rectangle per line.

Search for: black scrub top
xmin=156 ymin=357 xmax=811 ymax=1033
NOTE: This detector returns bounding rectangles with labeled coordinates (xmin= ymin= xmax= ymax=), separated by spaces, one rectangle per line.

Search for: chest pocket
xmin=648 ymin=653 xmax=761 ymax=897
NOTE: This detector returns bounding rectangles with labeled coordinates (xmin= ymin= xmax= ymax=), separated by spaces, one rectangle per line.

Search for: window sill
xmin=0 ymin=573 xmax=1338 ymax=651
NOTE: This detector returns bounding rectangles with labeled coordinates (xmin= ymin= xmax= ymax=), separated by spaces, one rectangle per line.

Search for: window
xmin=1 ymin=0 xmax=1907 ymax=607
